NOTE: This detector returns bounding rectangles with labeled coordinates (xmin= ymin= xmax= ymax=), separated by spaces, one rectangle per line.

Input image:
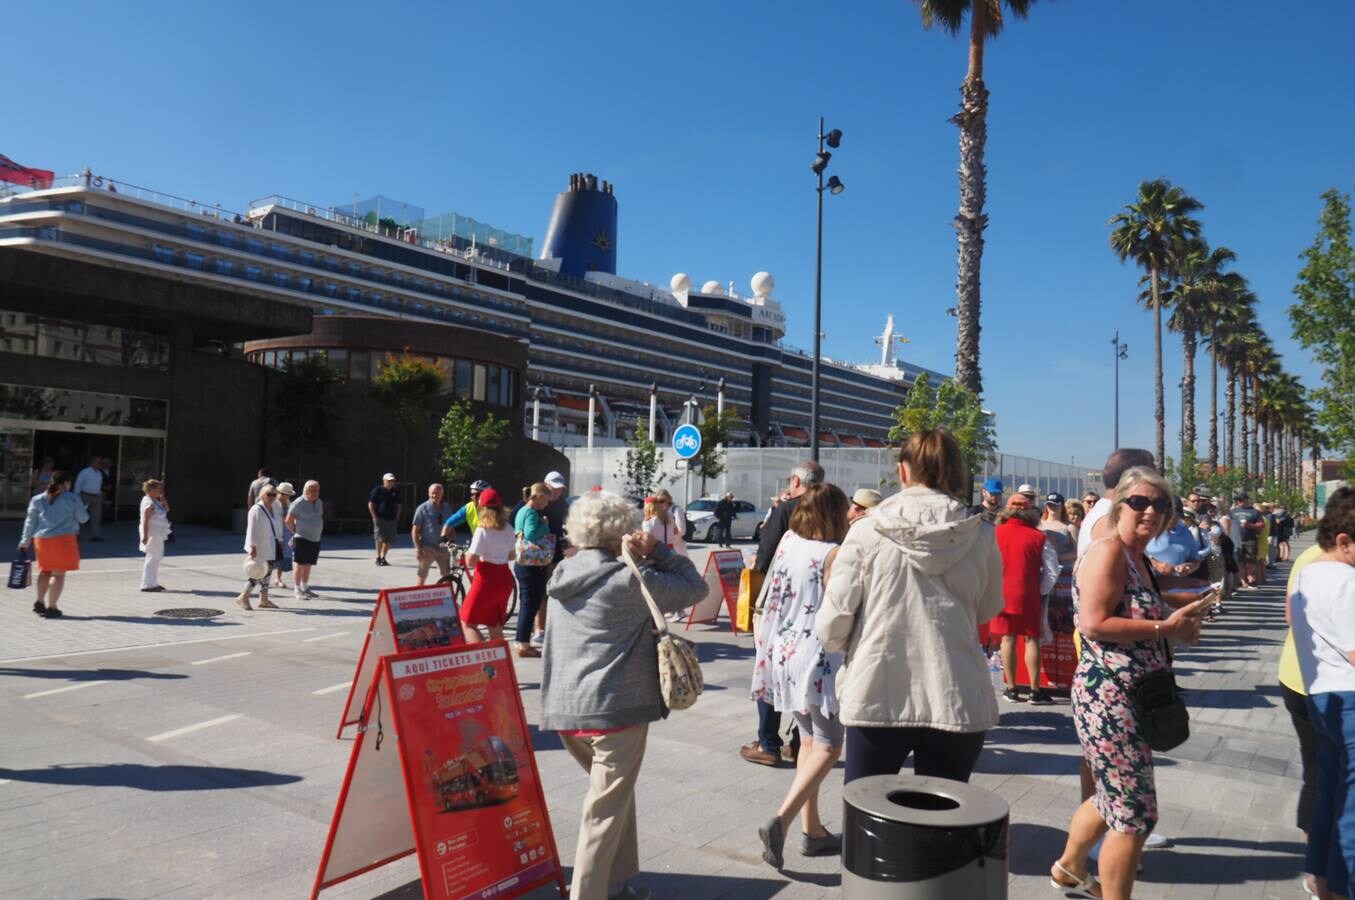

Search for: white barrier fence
xmin=563 ymin=447 xmax=1091 ymax=509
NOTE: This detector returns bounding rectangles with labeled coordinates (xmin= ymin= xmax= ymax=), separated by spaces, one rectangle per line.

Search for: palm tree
xmin=1110 ymin=179 xmax=1203 ymax=467
xmin=1201 ymin=273 xmax=1252 ymax=470
xmin=913 ymin=0 xmax=1036 ymax=395
xmin=1159 ymin=238 xmax=1237 ymax=461
xmin=1215 ymin=302 xmax=1260 ymax=473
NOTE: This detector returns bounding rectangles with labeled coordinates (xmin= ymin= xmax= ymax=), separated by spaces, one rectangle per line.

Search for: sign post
xmin=338 ymin=584 xmax=465 ymax=738
xmin=313 ymin=642 xmax=566 ymax=900
xmin=672 ymin=423 xmax=702 ymax=512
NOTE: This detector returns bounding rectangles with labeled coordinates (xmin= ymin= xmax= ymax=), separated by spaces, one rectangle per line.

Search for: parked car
xmin=684 ymin=497 xmax=767 ymax=543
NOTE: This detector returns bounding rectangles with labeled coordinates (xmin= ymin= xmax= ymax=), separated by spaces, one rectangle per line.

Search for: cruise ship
xmin=0 ymin=171 xmax=946 ymax=448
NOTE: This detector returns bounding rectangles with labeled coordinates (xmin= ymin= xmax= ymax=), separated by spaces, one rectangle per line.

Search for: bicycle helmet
xmin=470 ymin=480 xmax=491 ymax=493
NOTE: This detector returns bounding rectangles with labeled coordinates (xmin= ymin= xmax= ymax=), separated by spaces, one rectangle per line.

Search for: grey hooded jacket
xmin=540 ymin=545 xmax=706 ymax=731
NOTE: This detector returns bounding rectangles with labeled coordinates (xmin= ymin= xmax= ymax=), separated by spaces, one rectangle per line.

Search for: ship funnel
xmin=540 ymin=172 xmax=619 ymax=278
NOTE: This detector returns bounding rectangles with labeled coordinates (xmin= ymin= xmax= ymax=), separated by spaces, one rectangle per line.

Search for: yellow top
xmin=1278 ymin=544 xmax=1326 ymax=694
xmin=1258 ymin=515 xmax=1272 ymax=562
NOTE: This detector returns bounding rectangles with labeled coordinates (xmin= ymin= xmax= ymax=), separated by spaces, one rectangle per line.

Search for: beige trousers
xmin=560 ymin=724 xmax=649 ymax=900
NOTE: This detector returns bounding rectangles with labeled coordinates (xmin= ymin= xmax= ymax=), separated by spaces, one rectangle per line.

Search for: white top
xmin=1291 ymin=561 xmax=1355 ymax=694
xmin=643 ymin=513 xmax=688 ymax=556
xmin=244 ymin=501 xmax=281 ymax=560
xmin=74 ymin=466 xmax=104 ymax=494
xmin=1077 ymin=497 xmax=1113 ymax=560
xmin=469 ymin=524 xmax=516 ymax=565
xmin=139 ymin=495 xmax=171 ymax=549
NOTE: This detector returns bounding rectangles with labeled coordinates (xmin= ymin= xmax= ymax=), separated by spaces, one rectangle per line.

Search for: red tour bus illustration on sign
xmin=424 ymin=736 xmax=521 ymax=812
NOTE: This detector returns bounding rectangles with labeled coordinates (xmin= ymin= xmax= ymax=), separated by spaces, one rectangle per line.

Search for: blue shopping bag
xmin=8 ymin=549 xmax=32 ymax=590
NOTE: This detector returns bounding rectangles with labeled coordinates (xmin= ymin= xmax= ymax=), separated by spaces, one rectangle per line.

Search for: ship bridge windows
xmin=152 ymin=244 xmax=175 ymax=265
xmin=214 ymin=259 xmax=235 ymax=276
xmin=184 ymin=251 xmax=206 ymax=271
xmin=185 ymin=222 xmax=207 ymax=242
xmin=244 ymin=237 xmax=265 ymax=256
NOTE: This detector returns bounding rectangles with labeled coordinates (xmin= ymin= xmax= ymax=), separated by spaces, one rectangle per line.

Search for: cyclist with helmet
xmin=441 ymin=480 xmax=491 ymax=544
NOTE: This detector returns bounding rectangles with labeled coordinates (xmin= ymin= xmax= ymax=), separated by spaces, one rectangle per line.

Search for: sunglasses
xmin=1122 ymin=495 xmax=1170 ymax=514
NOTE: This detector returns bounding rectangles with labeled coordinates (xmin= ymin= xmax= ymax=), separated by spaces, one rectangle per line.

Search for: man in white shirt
xmin=74 ymin=457 xmax=106 ymax=541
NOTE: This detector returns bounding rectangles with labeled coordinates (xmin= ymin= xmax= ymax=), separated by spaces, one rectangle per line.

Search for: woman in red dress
xmin=460 ymin=488 xmax=517 ymax=643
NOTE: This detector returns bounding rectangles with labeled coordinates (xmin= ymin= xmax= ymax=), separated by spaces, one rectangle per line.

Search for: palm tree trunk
xmin=1182 ymin=325 xmax=1197 ymax=458
xmin=1250 ymin=377 xmax=1261 ymax=479
xmin=1152 ymin=266 xmax=1165 ymax=469
xmin=1240 ymin=375 xmax=1250 ymax=478
xmin=1226 ymin=364 xmax=1236 ymax=471
xmin=951 ymin=78 xmax=989 ymax=395
xmin=1262 ymin=418 xmax=1272 ymax=484
xmin=1209 ymin=346 xmax=1219 ymax=470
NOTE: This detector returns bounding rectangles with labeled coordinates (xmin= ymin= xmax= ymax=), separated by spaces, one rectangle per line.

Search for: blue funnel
xmin=540 ymin=173 xmax=618 ymax=278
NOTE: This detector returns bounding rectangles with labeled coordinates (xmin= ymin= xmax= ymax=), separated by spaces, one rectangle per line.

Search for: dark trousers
xmin=717 ymin=522 xmax=732 ymax=546
xmin=1284 ymin=683 xmax=1319 ymax=831
xmin=844 ymin=725 xmax=986 ymax=785
xmin=513 ymin=564 xmax=548 ymax=644
xmin=757 ymin=699 xmax=783 ymax=752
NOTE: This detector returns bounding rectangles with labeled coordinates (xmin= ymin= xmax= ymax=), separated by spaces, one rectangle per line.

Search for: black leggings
xmin=844 ymin=726 xmax=986 ymax=784
xmin=1283 ymin=682 xmax=1319 ymax=831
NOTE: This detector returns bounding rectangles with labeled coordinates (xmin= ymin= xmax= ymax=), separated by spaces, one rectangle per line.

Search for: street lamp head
xmin=811 ymin=152 xmax=832 ymax=175
xmin=1119 ymin=346 xmax=1129 ymax=360
xmin=825 ymin=128 xmax=843 ymax=148
xmin=827 ymin=175 xmax=845 ymax=195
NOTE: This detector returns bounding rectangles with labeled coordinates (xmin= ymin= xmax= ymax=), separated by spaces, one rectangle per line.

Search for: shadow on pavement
xmin=383 ymin=870 xmax=799 ymax=899
xmin=1136 ymin=841 xmax=1305 ymax=886
xmin=0 ymin=667 xmax=187 ymax=682
xmin=0 ymin=763 xmax=302 ymax=791
xmin=1007 ymin=822 xmax=1068 ymax=875
xmin=54 ymin=614 xmax=240 ymax=627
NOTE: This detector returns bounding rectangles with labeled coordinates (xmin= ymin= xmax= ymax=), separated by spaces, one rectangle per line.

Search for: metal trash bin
xmin=843 ymin=774 xmax=1008 ymax=899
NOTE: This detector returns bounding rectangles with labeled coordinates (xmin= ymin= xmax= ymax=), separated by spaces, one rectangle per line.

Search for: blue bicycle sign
xmin=671 ymin=424 xmax=703 ymax=459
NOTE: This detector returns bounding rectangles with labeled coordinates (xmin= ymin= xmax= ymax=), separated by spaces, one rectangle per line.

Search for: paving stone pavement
xmin=0 ymin=521 xmax=1317 ymax=898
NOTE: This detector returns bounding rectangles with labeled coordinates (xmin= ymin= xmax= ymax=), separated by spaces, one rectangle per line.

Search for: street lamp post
xmin=1111 ymin=331 xmax=1128 ymax=449
xmin=810 ymin=117 xmax=844 ymax=463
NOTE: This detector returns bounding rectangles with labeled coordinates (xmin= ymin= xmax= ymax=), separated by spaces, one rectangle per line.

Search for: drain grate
xmin=153 ymin=607 xmax=224 ymax=619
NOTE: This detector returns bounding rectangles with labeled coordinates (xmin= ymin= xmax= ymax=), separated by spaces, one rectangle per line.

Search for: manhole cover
xmin=153 ymin=608 xmax=224 ymax=619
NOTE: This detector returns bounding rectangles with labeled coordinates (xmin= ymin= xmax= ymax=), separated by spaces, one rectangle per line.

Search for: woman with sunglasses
xmin=238 ymin=485 xmax=284 ymax=611
xmin=1050 ymin=466 xmax=1204 ymax=900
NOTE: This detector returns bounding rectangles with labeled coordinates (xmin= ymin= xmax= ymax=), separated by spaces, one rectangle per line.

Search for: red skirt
xmin=988 ymin=606 xmax=1042 ymax=638
xmin=460 ymin=561 xmax=514 ymax=628
xmin=33 ymin=534 xmax=80 ymax=573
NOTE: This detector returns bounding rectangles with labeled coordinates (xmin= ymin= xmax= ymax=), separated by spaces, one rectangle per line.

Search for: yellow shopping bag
xmin=736 ymin=568 xmax=763 ymax=633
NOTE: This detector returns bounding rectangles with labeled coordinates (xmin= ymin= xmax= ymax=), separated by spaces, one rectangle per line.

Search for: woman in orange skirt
xmin=18 ymin=471 xmax=90 ymax=619
xmin=460 ymin=488 xmax=517 ymax=643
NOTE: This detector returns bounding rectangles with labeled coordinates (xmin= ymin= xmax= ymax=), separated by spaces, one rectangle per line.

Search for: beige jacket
xmin=815 ymin=486 xmax=1004 ymax=732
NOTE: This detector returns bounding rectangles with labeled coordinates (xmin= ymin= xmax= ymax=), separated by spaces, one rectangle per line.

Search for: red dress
xmin=991 ymin=515 xmax=1046 ymax=638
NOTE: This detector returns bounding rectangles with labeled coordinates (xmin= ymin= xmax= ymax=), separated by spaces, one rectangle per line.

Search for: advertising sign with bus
xmin=337 ymin=584 xmax=465 ymax=738
xmin=313 ymin=642 xmax=564 ymax=900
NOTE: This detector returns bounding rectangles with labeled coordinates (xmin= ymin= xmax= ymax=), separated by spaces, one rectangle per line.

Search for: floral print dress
xmin=1072 ymin=540 xmax=1171 ymax=834
xmin=750 ymin=531 xmax=843 ymax=716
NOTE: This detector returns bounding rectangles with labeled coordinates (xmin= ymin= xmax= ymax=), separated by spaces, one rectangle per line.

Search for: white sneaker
xmin=1144 ymin=831 xmax=1170 ymax=848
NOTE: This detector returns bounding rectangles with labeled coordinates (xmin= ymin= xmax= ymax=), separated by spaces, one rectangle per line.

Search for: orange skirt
xmin=33 ymin=534 xmax=80 ymax=573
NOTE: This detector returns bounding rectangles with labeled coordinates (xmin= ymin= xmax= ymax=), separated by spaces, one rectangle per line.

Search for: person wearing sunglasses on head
xmin=1051 ymin=466 xmax=1208 ymax=900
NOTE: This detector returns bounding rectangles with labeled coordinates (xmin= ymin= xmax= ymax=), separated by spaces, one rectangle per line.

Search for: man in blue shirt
xmin=1147 ymin=496 xmax=1202 ymax=575
xmin=368 ymin=473 xmax=401 ymax=567
xmin=411 ymin=483 xmax=454 ymax=585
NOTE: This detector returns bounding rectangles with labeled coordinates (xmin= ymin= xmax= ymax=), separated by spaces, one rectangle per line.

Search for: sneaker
xmin=1029 ymin=689 xmax=1053 ymax=705
xmin=32 ymin=600 xmax=46 ymax=616
xmin=758 ymin=817 xmax=786 ymax=869
xmin=257 ymin=597 xmax=280 ymax=609
xmin=41 ymin=607 xmax=63 ymax=618
xmin=801 ymin=831 xmax=842 ymax=857
xmin=740 ymin=742 xmax=780 ymax=767
xmin=1144 ymin=831 xmax=1170 ymax=848
xmin=374 ymin=558 xmax=383 ymax=567
xmin=303 ymin=587 xmax=320 ymax=598
xmin=1002 ymin=688 xmax=1025 ymax=703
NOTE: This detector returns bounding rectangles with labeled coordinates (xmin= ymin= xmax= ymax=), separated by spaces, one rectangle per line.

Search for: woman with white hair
xmin=541 ymin=490 xmax=706 ymax=900
xmin=1050 ymin=466 xmax=1205 ymax=900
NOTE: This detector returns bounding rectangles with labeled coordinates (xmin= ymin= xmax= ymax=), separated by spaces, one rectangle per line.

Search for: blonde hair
xmin=143 ymin=479 xmax=162 ymax=493
xmin=1107 ymin=466 xmax=1175 ymax=540
xmin=1065 ymin=499 xmax=1086 ymax=522
xmin=478 ymin=504 xmax=509 ymax=530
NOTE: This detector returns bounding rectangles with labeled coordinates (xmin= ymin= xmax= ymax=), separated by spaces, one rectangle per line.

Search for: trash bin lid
xmin=844 ymin=774 xmax=1008 ymax=829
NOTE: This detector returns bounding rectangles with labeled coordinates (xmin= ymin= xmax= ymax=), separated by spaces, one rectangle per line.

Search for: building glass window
xmin=350 ymin=350 xmax=371 ymax=382
xmin=472 ymin=364 xmax=487 ymax=402
xmin=454 ymin=359 xmax=473 ymax=399
xmin=327 ymin=349 xmax=348 ymax=374
xmin=0 ymin=383 xmax=168 ymax=430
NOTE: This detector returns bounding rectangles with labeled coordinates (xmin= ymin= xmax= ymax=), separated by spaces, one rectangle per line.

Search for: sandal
xmin=33 ymin=600 xmax=46 ymax=616
xmin=1050 ymin=860 xmax=1100 ymax=898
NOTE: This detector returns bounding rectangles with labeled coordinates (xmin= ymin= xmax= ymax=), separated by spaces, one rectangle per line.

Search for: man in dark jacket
xmin=713 ymin=493 xmax=736 ymax=548
xmin=742 ymin=461 xmax=823 ymax=766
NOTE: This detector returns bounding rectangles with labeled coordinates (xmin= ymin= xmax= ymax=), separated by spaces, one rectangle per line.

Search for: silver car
xmin=684 ymin=498 xmax=767 ymax=543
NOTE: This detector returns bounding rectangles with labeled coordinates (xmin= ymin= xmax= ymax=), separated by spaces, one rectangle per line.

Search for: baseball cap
xmin=851 ymin=488 xmax=883 ymax=509
xmin=983 ymin=477 xmax=1004 ymax=494
xmin=544 ymin=471 xmax=567 ymax=489
xmin=1045 ymin=492 xmax=1065 ymax=506
xmin=1017 ymin=483 xmax=1037 ymax=497
xmin=1007 ymin=494 xmax=1033 ymax=509
xmin=478 ymin=488 xmax=503 ymax=508
xmin=382 ymin=472 xmax=396 ymax=481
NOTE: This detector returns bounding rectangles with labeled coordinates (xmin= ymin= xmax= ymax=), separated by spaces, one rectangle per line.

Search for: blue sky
xmin=8 ymin=0 xmax=1352 ymax=468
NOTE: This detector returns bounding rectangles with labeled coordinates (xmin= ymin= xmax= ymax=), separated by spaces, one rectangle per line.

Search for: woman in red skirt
xmin=460 ymin=488 xmax=517 ymax=643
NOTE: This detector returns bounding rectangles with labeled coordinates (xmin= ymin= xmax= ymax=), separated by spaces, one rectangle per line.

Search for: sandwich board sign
xmin=338 ymin=584 xmax=465 ymax=738
xmin=312 ymin=642 xmax=565 ymax=900
xmin=684 ymin=549 xmax=745 ymax=632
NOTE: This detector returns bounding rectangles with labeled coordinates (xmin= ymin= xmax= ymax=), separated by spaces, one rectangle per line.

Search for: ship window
xmin=244 ymin=265 xmax=262 ymax=282
xmin=153 ymin=245 xmax=175 ymax=264
xmin=185 ymin=223 xmax=207 ymax=242
xmin=321 ymin=256 xmax=339 ymax=271
xmin=270 ymin=243 xmax=290 ymax=260
xmin=184 ymin=251 xmax=205 ymax=270
xmin=271 ymin=271 xmax=290 ymax=288
xmin=216 ymin=230 xmax=238 ymax=249
xmin=298 ymin=250 xmax=315 ymax=267
xmin=215 ymin=259 xmax=235 ymax=276
xmin=244 ymin=237 xmax=265 ymax=255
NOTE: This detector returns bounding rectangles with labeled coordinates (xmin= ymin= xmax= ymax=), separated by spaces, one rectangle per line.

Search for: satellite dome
xmin=751 ymin=272 xmax=775 ymax=297
xmin=700 ymin=280 xmax=723 ymax=295
xmin=670 ymin=273 xmax=691 ymax=293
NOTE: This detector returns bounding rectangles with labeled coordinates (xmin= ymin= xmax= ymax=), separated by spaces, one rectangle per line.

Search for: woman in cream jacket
xmin=816 ymin=428 xmax=1004 ymax=783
